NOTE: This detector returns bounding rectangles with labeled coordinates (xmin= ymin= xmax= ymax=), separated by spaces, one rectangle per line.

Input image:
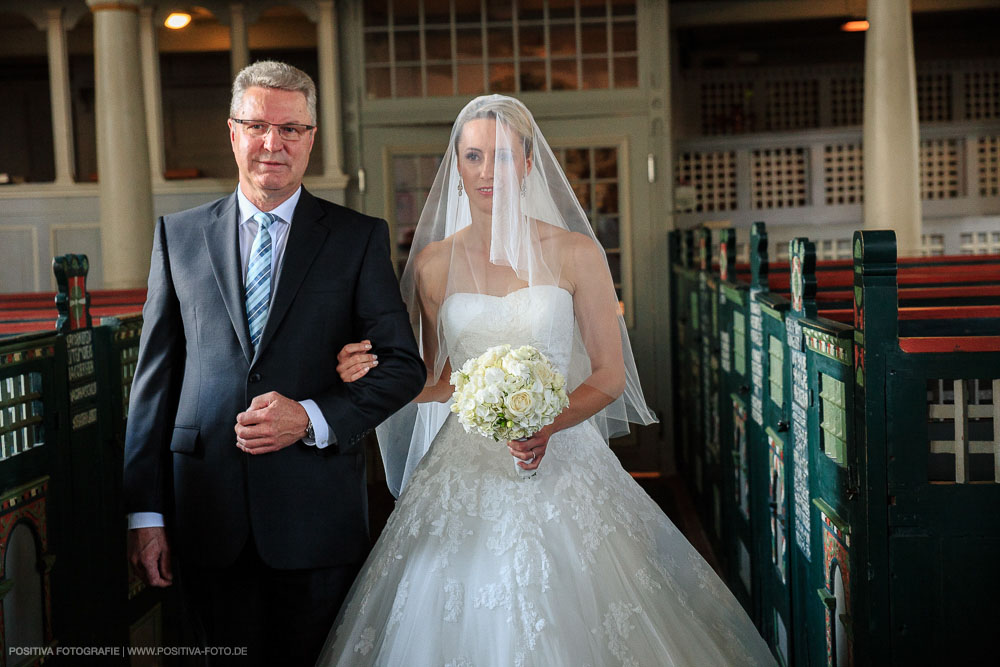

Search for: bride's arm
xmin=509 ymin=238 xmax=625 ymax=469
xmin=413 ymin=359 xmax=453 ymax=403
xmin=555 ymin=238 xmax=626 ymax=430
xmin=411 ymin=250 xmax=455 ymax=403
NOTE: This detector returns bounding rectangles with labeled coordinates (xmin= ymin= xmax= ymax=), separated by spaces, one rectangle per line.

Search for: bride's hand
xmin=336 ymin=340 xmax=377 ymax=383
xmin=508 ymin=426 xmax=552 ymax=471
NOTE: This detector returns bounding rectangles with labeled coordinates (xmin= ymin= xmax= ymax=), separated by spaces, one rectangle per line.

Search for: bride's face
xmin=457 ymin=118 xmax=532 ymax=220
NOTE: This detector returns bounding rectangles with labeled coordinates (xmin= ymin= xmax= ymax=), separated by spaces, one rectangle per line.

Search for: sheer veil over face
xmin=377 ymin=94 xmax=656 ymax=496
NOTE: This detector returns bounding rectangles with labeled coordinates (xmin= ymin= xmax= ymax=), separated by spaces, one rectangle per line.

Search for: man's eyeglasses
xmin=231 ymin=118 xmax=316 ymax=142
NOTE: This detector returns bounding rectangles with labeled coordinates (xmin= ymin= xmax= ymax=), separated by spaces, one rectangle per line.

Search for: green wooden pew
xmin=695 ymin=227 xmax=726 ymax=558
xmin=0 ymin=328 xmax=67 ymax=656
xmin=671 ymin=223 xmax=1000 ymax=666
xmin=750 ymin=234 xmax=797 ymax=664
xmin=0 ymin=255 xmax=175 ymax=658
xmin=847 ymin=230 xmax=999 ymax=665
xmin=671 ymin=229 xmax=702 ymax=486
xmin=782 ymin=236 xmax=850 ymax=667
xmin=748 ymin=230 xmax=999 ymax=667
xmin=715 ymin=224 xmax=765 ymax=628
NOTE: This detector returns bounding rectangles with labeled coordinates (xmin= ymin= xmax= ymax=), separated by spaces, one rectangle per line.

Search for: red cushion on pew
xmin=899 ymin=336 xmax=1000 ymax=353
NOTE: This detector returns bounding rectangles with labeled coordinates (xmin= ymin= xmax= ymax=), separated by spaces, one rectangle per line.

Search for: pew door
xmin=756 ymin=302 xmax=795 ymax=666
xmin=885 ymin=372 xmax=1000 ymax=664
xmin=766 ymin=429 xmax=792 ymax=664
xmin=361 ymin=115 xmax=663 ymax=471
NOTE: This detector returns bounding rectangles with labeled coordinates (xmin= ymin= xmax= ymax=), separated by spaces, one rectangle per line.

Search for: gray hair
xmin=230 ymin=60 xmax=317 ymax=124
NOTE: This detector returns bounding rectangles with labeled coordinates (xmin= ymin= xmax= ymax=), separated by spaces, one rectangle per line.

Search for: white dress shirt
xmin=128 ymin=186 xmax=334 ymax=530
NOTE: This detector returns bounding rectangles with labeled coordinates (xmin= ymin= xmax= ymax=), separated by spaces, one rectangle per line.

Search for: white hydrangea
xmin=450 ymin=344 xmax=569 ymax=442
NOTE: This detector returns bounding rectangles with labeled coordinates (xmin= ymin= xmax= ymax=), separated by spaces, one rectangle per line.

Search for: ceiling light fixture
xmin=840 ymin=19 xmax=869 ymax=32
xmin=164 ymin=12 xmax=192 ymax=29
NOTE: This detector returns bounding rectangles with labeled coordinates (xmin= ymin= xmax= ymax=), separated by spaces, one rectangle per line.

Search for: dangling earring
xmin=520 ymin=181 xmax=527 ymax=198
xmin=457 ymin=181 xmax=464 ymax=196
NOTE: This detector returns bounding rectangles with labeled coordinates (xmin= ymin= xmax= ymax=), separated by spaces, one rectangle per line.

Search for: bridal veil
xmin=377 ymin=94 xmax=657 ymax=496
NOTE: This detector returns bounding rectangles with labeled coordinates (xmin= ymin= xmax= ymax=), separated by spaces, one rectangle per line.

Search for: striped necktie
xmin=245 ymin=211 xmax=276 ymax=352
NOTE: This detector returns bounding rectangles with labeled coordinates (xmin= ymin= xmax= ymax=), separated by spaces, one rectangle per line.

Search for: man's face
xmin=229 ymin=86 xmax=315 ymax=207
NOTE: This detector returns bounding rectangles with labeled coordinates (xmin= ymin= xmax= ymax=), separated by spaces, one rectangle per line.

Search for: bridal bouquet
xmin=450 ymin=344 xmax=569 ymax=474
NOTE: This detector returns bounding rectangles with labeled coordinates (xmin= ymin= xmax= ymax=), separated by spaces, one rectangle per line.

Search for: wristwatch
xmin=304 ymin=418 xmax=315 ymax=441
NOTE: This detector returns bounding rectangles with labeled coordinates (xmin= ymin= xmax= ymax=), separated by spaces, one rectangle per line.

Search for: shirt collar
xmin=236 ymin=185 xmax=302 ymax=226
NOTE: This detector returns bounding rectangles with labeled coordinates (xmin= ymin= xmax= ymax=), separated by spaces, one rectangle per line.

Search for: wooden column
xmin=315 ymin=0 xmax=348 ymax=182
xmin=86 ymin=0 xmax=154 ymax=289
xmin=863 ymin=0 xmax=922 ymax=256
xmin=139 ymin=6 xmax=165 ymax=184
xmin=45 ymin=8 xmax=76 ymax=184
xmin=230 ymin=2 xmax=250 ymax=79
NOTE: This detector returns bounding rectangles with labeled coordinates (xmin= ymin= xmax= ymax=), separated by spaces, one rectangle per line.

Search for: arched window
xmin=831 ymin=561 xmax=850 ymax=667
xmin=3 ymin=522 xmax=45 ymax=653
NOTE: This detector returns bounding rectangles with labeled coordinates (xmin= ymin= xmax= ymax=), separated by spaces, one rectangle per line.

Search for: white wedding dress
xmin=317 ymin=286 xmax=775 ymax=666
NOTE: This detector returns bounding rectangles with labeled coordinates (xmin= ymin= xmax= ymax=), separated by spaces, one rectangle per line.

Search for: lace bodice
xmin=441 ymin=285 xmax=575 ymax=377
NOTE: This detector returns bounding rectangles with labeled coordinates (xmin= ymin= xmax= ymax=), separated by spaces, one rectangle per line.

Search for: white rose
xmin=498 ymin=355 xmax=513 ymax=373
xmin=509 ymin=345 xmax=535 ymax=362
xmin=534 ymin=362 xmax=556 ymax=386
xmin=505 ymin=389 xmax=536 ymax=418
xmin=480 ymin=345 xmax=508 ymax=368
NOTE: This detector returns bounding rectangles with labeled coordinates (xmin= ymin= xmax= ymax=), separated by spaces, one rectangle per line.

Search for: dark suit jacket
xmin=123 ymin=188 xmax=425 ymax=570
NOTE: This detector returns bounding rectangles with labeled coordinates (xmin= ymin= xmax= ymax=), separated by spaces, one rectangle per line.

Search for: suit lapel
xmin=203 ymin=194 xmax=255 ymax=364
xmin=254 ymin=188 xmax=329 ymax=358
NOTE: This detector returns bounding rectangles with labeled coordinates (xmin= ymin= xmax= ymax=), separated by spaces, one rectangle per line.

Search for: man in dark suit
xmin=123 ymin=61 xmax=425 ymax=665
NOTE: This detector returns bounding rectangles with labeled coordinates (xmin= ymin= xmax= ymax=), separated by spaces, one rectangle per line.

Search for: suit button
xmin=249 ymin=373 xmax=262 ymax=383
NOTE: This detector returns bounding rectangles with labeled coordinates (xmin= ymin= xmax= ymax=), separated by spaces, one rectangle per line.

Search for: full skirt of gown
xmin=316 ymin=413 xmax=775 ymax=666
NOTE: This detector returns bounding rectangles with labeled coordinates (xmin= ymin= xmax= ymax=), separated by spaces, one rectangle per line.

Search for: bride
xmin=316 ymin=95 xmax=775 ymax=666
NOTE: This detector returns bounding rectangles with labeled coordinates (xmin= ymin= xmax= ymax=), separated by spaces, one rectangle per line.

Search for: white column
xmin=863 ymin=0 xmax=921 ymax=256
xmin=140 ymin=6 xmax=166 ymax=184
xmin=230 ymin=2 xmax=250 ymax=79
xmin=316 ymin=0 xmax=348 ymax=182
xmin=86 ymin=0 xmax=154 ymax=289
xmin=45 ymin=8 xmax=75 ymax=184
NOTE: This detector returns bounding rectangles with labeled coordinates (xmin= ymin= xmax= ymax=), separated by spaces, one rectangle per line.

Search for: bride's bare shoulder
xmin=536 ymin=223 xmax=601 ymax=258
xmin=414 ymin=237 xmax=452 ymax=267
xmin=413 ymin=236 xmax=454 ymax=289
